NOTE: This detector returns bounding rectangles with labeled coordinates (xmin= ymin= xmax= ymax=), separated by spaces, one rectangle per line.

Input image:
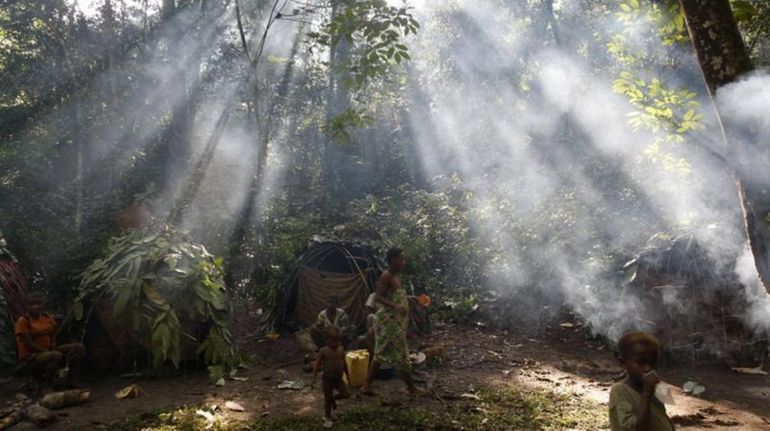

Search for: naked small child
xmin=311 ymin=325 xmax=351 ymax=428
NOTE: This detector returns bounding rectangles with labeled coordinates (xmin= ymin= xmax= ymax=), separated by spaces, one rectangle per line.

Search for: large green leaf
xmin=160 ymin=324 xmax=170 ymax=358
xmin=143 ymin=284 xmax=165 ymax=308
xmin=194 ymin=282 xmax=211 ymax=302
xmin=76 ymin=227 xmax=237 ymax=378
xmin=73 ymin=302 xmax=83 ymax=321
xmin=209 ymin=287 xmax=225 ymax=311
xmin=113 ymin=287 xmax=133 ymax=317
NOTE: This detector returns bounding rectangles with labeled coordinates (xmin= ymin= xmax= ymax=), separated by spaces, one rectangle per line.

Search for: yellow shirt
xmin=609 ymin=382 xmax=674 ymax=431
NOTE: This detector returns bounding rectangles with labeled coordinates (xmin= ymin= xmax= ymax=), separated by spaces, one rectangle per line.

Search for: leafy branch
xmin=74 ymin=226 xmax=242 ymax=381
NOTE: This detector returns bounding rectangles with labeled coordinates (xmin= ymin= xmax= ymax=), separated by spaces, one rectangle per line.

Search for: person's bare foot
xmin=323 ymin=417 xmax=334 ymax=428
xmin=356 ymin=386 xmax=377 ymax=400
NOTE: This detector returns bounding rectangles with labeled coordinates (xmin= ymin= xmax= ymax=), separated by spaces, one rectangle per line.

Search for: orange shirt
xmin=14 ymin=314 xmax=56 ymax=361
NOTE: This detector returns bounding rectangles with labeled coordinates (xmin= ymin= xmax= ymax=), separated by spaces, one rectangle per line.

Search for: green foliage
xmin=75 ymin=227 xmax=241 ymax=380
xmin=110 ymin=387 xmax=607 ymax=431
xmin=607 ymin=1 xmax=704 ymax=176
xmin=323 ymin=107 xmax=374 ymax=144
xmin=347 ymin=176 xmax=489 ymax=312
xmin=0 ymin=0 xmax=198 ymax=307
xmin=435 ymin=293 xmax=480 ymax=324
xmin=731 ymin=0 xmax=770 ymax=66
xmin=224 ymin=206 xmax=331 ymax=329
xmin=309 ymin=0 xmax=419 ymax=143
xmin=326 ymin=0 xmax=419 ymax=92
xmin=1 ymin=0 xmax=767 ymax=346
xmin=612 ymin=73 xmax=702 ymax=134
xmin=731 ymin=0 xmax=758 ymax=23
xmin=239 ymin=179 xmax=489 ymax=326
xmin=614 ymin=0 xmax=687 ymax=53
xmin=109 ymin=407 xmax=215 ymax=431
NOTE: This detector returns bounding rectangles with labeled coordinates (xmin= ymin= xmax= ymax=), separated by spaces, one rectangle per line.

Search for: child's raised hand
xmin=642 ymin=370 xmax=661 ymax=393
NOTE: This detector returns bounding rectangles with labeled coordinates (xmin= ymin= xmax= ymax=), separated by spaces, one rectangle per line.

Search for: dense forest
xmin=3 ymin=0 xmax=769 ymax=336
xmin=2 ymin=0 xmax=770 ymax=429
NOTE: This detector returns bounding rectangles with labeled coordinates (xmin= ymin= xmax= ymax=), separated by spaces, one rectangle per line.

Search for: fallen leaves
xmin=277 ymin=380 xmax=305 ymax=390
xmin=683 ymin=380 xmax=706 ymax=396
xmin=224 ymin=401 xmax=246 ymax=412
xmin=732 ymin=366 xmax=768 ymax=376
xmin=115 ymin=384 xmax=145 ymax=399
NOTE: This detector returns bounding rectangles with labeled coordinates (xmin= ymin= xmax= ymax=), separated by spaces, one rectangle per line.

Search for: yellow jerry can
xmin=343 ymin=349 xmax=370 ymax=387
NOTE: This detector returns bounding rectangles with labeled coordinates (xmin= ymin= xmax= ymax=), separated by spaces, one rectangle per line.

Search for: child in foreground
xmin=609 ymin=331 xmax=675 ymax=431
xmin=311 ymin=325 xmax=351 ymax=428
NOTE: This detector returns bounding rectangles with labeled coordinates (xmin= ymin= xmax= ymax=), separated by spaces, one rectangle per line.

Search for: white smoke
xmin=400 ymin=0 xmax=770 ymax=343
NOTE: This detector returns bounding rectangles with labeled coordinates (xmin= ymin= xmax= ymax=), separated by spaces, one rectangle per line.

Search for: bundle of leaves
xmin=74 ymin=226 xmax=241 ymax=381
xmin=0 ymin=253 xmax=27 ymax=370
xmin=0 ymin=258 xmax=28 ymax=320
xmin=0 ymin=291 xmax=17 ymax=370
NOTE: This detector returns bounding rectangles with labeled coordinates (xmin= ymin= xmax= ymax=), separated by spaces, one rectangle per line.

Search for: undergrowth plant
xmin=74 ymin=226 xmax=242 ymax=382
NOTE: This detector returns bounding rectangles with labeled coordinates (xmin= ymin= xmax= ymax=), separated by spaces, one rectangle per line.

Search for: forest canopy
xmin=1 ymin=0 xmax=770 ymax=347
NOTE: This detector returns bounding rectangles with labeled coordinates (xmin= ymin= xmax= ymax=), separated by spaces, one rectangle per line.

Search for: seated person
xmin=15 ymin=292 xmax=86 ymax=391
xmin=310 ymin=295 xmax=352 ymax=349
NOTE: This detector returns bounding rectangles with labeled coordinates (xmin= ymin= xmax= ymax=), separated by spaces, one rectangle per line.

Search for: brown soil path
xmin=2 ymin=322 xmax=769 ymax=430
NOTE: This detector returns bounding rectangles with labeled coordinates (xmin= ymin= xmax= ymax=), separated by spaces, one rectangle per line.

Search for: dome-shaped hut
xmin=281 ymin=238 xmax=381 ymax=330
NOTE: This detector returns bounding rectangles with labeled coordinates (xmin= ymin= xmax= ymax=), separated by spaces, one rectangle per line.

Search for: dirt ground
xmin=2 ymin=320 xmax=770 ymax=430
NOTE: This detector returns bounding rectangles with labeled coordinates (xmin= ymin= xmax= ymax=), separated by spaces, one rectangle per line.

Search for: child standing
xmin=609 ymin=331 xmax=674 ymax=431
xmin=311 ymin=325 xmax=351 ymax=428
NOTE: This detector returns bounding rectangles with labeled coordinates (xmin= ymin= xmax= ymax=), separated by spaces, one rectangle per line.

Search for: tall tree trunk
xmin=678 ymin=0 xmax=770 ymax=293
xmin=159 ymin=0 xmax=191 ymax=192
xmin=223 ymin=4 xmax=299 ymax=290
xmin=542 ymin=0 xmax=560 ymax=46
xmin=102 ymin=0 xmax=119 ymax=107
xmin=321 ymin=0 xmax=351 ymax=209
xmin=102 ymin=0 xmax=119 ymax=190
xmin=71 ymin=90 xmax=84 ymax=237
xmin=162 ymin=0 xmax=175 ymax=20
xmin=58 ymin=7 xmax=85 ymax=238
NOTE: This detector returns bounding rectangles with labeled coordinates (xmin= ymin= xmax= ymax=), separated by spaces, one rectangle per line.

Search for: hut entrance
xmin=283 ymin=241 xmax=380 ymax=329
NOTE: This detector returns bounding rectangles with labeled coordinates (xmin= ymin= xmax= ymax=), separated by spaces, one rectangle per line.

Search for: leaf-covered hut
xmin=0 ymin=233 xmax=27 ymax=372
xmin=74 ymin=226 xmax=240 ymax=381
